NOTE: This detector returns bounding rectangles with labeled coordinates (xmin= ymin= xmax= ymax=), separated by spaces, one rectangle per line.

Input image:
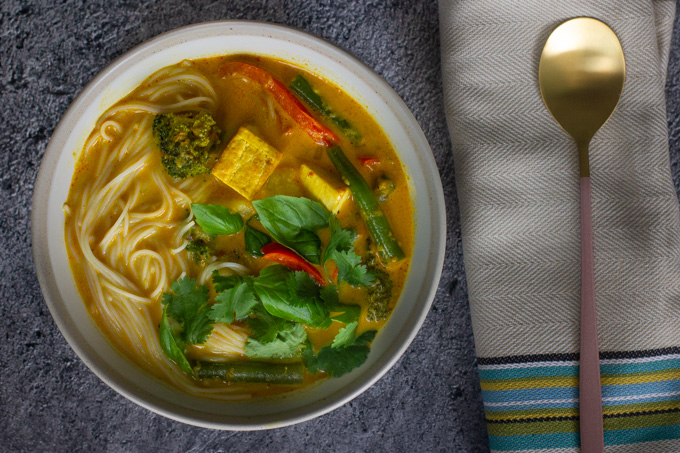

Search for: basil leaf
xmin=252 ymin=196 xmax=328 ymax=264
xmin=253 ymin=265 xmax=330 ymax=328
xmin=159 ymin=309 xmax=193 ymax=376
xmin=245 ymin=224 xmax=271 ymax=257
xmin=191 ymin=203 xmax=243 ymax=235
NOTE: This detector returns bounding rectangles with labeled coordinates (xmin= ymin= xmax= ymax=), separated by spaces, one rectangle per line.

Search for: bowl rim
xmin=31 ymin=20 xmax=447 ymax=430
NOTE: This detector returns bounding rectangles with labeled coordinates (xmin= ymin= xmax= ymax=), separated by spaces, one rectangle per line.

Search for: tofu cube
xmin=300 ymin=164 xmax=351 ymax=215
xmin=211 ymin=127 xmax=282 ymax=200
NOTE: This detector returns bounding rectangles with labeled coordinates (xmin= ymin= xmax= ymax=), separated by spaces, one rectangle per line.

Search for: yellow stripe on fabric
xmin=481 ymin=374 xmax=577 ymax=391
xmin=601 ymin=368 xmax=680 ymax=386
xmin=486 ymin=418 xmax=578 ymax=437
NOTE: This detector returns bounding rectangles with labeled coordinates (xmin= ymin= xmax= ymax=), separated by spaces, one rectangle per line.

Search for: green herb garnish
xmin=191 ymin=203 xmax=243 ymax=236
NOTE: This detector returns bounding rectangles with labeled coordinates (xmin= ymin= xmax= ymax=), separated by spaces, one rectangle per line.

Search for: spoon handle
xmin=579 ymin=176 xmax=604 ymax=453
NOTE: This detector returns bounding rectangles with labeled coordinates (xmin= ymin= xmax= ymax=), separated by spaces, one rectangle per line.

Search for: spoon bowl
xmin=539 ymin=17 xmax=625 ymax=175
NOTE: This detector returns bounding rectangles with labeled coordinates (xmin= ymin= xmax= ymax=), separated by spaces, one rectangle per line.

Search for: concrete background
xmin=0 ymin=1 xmax=678 ymax=452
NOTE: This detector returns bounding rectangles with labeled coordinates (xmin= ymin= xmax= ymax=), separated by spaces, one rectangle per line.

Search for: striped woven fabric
xmin=439 ymin=1 xmax=679 ymax=451
xmin=480 ymin=349 xmax=680 ymax=451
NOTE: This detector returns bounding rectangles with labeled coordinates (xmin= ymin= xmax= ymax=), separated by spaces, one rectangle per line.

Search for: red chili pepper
xmin=359 ymin=157 xmax=381 ymax=167
xmin=219 ymin=62 xmax=339 ymax=147
xmin=261 ymin=243 xmax=326 ymax=285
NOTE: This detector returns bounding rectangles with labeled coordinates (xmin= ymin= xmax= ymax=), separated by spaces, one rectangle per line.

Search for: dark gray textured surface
xmin=0 ymin=1 xmax=678 ymax=452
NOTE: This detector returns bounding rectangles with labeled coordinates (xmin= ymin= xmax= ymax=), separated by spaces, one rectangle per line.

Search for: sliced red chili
xmin=261 ymin=243 xmax=326 ymax=285
xmin=219 ymin=62 xmax=339 ymax=146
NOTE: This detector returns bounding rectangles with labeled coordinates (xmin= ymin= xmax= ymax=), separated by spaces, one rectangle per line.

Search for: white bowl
xmin=32 ymin=21 xmax=446 ymax=430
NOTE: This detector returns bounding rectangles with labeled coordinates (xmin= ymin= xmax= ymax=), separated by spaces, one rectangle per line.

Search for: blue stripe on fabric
xmin=601 ymin=359 xmax=680 ymax=376
xmin=602 ymin=379 xmax=680 ymax=398
xmin=488 ymin=431 xmax=579 ymax=451
xmin=479 ymin=365 xmax=577 ymax=380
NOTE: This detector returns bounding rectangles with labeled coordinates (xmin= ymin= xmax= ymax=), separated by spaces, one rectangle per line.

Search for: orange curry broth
xmin=65 ymin=54 xmax=413 ymax=396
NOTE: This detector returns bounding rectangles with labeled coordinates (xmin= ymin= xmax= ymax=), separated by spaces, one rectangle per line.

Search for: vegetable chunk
xmin=299 ymin=164 xmax=351 ymax=215
xmin=212 ymin=127 xmax=282 ymax=200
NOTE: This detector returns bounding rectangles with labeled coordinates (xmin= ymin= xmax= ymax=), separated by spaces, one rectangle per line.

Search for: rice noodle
xmin=65 ymin=63 xmax=251 ymax=400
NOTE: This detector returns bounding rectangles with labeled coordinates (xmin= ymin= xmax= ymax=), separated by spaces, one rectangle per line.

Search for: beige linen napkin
xmin=440 ymin=1 xmax=679 ymax=451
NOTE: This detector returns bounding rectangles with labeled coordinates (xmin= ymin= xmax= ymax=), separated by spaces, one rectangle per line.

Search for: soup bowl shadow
xmin=32 ymin=21 xmax=446 ymax=430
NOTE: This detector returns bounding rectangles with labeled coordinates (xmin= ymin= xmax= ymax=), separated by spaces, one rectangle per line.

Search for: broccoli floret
xmin=185 ymin=227 xmax=213 ymax=264
xmin=152 ymin=112 xmax=221 ymax=179
xmin=365 ymin=251 xmax=393 ymax=322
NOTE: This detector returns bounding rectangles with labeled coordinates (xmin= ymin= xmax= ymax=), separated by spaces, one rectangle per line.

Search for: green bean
xmin=290 ymin=75 xmax=362 ymax=145
xmin=326 ymin=146 xmax=405 ymax=263
xmin=195 ymin=361 xmax=304 ymax=385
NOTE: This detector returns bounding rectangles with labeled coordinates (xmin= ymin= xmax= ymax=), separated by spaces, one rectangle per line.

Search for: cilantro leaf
xmin=331 ymin=321 xmax=358 ymax=348
xmin=252 ymin=196 xmax=329 ymax=264
xmin=315 ymin=344 xmax=370 ymax=377
xmin=248 ymin=307 xmax=291 ymax=344
xmin=253 ymin=265 xmax=330 ymax=328
xmin=211 ymin=273 xmax=242 ymax=293
xmin=322 ymin=215 xmax=357 ymax=264
xmin=209 ymin=282 xmax=258 ymax=324
xmin=288 ymin=271 xmax=321 ymax=300
xmin=191 ymin=203 xmax=243 ymax=235
xmin=354 ymin=330 xmax=377 ymax=345
xmin=329 ymin=250 xmax=375 ymax=286
xmin=161 ymin=277 xmax=214 ymax=345
xmin=303 ymin=329 xmax=378 ymax=377
xmin=245 ymin=322 xmax=307 ymax=359
xmin=319 ymin=284 xmax=340 ymax=306
xmin=320 ymin=284 xmax=360 ymax=324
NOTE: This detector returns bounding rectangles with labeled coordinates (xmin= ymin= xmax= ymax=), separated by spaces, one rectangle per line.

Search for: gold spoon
xmin=539 ymin=17 xmax=625 ymax=453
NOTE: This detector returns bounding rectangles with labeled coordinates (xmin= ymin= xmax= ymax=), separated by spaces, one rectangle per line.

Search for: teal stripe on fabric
xmin=479 ymin=357 xmax=680 ymax=381
xmin=601 ymin=359 xmax=680 ymax=375
xmin=604 ymin=424 xmax=680 ymax=446
xmin=482 ymin=386 xmax=577 ymax=403
xmin=488 ymin=431 xmax=579 ymax=451
xmin=479 ymin=365 xmax=577 ymax=380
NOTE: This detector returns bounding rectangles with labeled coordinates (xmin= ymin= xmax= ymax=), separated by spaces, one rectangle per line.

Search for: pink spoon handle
xmin=579 ymin=176 xmax=604 ymax=453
